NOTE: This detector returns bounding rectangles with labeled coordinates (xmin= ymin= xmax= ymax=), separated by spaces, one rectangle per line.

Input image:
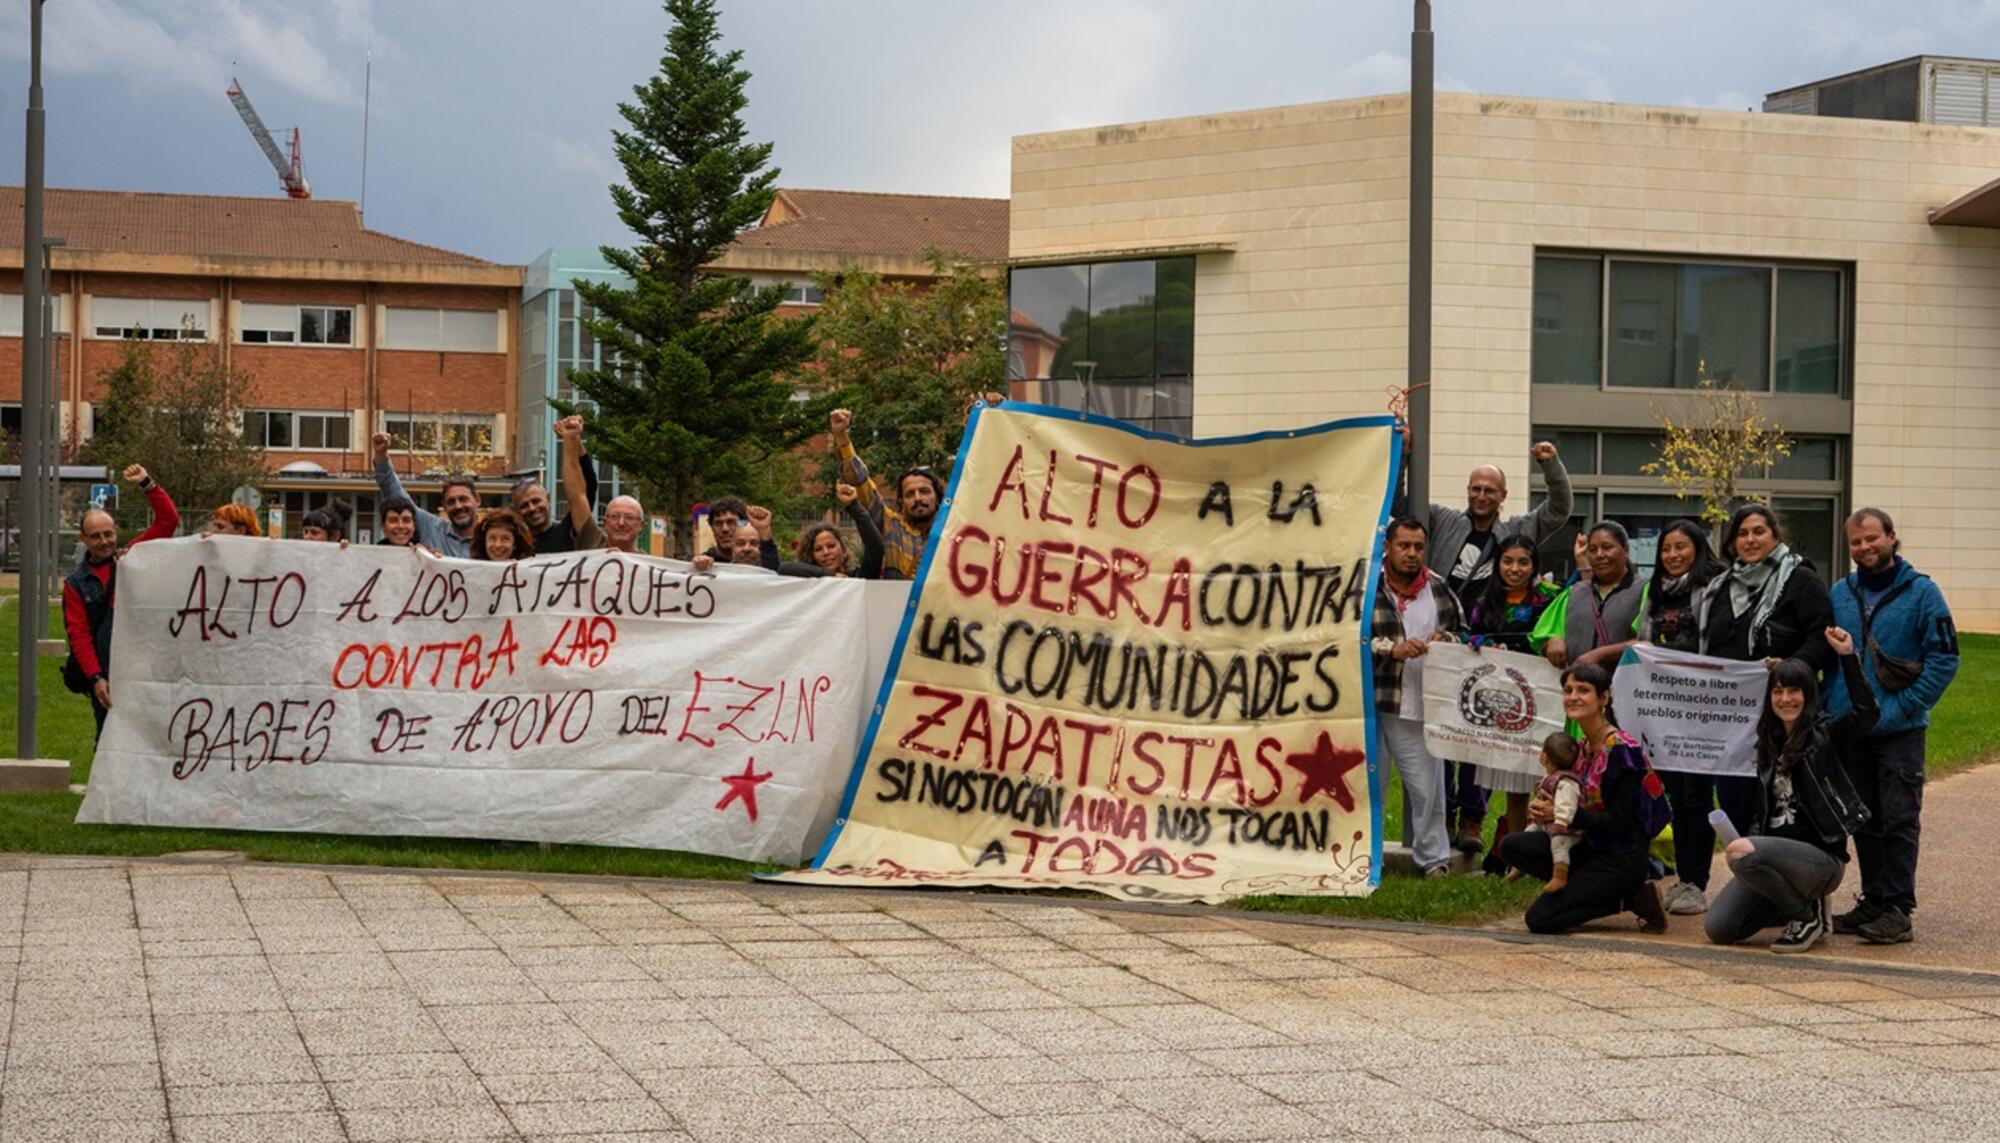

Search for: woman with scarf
xmin=1458 ymin=536 xmax=1562 ymax=867
xmin=1705 ymin=626 xmax=1875 ymax=952
xmin=1699 ymin=504 xmax=1836 ymax=871
xmin=1498 ymin=661 xmax=1669 ymax=934
xmin=1624 ymin=520 xmax=1734 ymax=915
xmin=1533 ymin=521 xmax=1647 ymax=672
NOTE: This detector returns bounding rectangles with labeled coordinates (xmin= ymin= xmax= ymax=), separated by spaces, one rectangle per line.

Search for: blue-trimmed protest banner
xmin=775 ymin=403 xmax=1398 ymax=903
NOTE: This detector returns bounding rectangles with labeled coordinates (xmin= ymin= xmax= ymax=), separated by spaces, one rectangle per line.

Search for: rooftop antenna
xmin=360 ymin=47 xmax=372 ymax=221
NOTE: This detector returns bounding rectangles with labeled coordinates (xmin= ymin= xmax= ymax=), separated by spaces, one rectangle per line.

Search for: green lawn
xmin=4 ymin=591 xmax=1994 ymax=926
xmin=1920 ymin=632 xmax=2000 ymax=777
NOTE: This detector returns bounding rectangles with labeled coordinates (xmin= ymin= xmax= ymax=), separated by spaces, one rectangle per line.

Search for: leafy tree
xmin=82 ymin=339 xmax=266 ymax=531
xmin=556 ymin=0 xmax=825 ymax=531
xmin=809 ymin=251 xmax=1006 ymax=487
xmin=1642 ymin=361 xmax=1794 ymax=530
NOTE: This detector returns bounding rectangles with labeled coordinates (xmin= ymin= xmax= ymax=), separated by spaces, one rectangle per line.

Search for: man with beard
xmin=829 ymin=407 xmax=941 ymax=580
xmin=371 ymin=431 xmax=479 ymax=557
xmin=1395 ymin=431 xmax=1574 ymax=602
xmin=511 ymin=415 xmax=600 ymax=554
xmin=1824 ymin=508 xmax=1961 ymax=946
xmin=728 ymin=513 xmax=783 ymax=568
xmin=1368 ymin=516 xmax=1466 ymax=879
xmin=602 ymin=495 xmax=645 ymax=554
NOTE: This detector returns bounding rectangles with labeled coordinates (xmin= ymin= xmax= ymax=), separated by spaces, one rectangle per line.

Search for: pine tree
xmin=559 ymin=0 xmax=825 ymax=522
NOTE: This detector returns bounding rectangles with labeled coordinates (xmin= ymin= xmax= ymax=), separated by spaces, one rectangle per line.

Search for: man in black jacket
xmin=512 ymin=415 xmax=601 ymax=553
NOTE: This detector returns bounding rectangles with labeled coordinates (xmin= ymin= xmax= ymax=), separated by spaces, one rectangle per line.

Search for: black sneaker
xmin=1628 ymin=881 xmax=1668 ymax=934
xmin=1857 ymin=905 xmax=1914 ymax=945
xmin=1773 ymin=899 xmax=1830 ymax=954
xmin=1833 ymin=899 xmax=1882 ymax=935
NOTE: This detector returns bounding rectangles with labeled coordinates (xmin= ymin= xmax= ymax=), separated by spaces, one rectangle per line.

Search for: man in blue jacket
xmin=1825 ymin=508 xmax=1959 ymax=945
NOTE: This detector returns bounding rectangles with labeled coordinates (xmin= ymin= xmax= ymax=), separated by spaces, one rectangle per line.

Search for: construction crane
xmin=225 ymin=77 xmax=310 ymax=199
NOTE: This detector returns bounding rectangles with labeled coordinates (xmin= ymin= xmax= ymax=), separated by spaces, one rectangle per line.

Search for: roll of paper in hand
xmin=1709 ymin=809 xmax=1740 ymax=845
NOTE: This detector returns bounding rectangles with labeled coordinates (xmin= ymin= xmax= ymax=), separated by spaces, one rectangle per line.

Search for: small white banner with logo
xmin=1420 ymin=643 xmax=1565 ymax=778
xmin=1611 ymin=644 xmax=1765 ymax=777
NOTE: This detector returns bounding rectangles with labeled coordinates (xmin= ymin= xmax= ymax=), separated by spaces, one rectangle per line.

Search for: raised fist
xmin=1825 ymin=625 xmax=1855 ymax=657
xmin=1531 ymin=440 xmax=1557 ymax=463
xmin=121 ymin=464 xmax=148 ymax=484
xmin=746 ymin=504 xmax=773 ymax=536
xmin=834 ymin=483 xmax=857 ymax=506
xmin=556 ymin=415 xmax=584 ymax=442
xmin=371 ymin=431 xmax=392 ymax=458
xmin=828 ymin=408 xmax=852 ymax=436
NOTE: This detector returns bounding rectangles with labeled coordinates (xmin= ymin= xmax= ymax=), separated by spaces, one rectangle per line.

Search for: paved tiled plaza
xmin=5 ymin=855 xmax=2000 ymax=1142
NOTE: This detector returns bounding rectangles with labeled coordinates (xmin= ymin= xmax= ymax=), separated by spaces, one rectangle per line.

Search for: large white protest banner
xmin=77 ymin=537 xmax=870 ymax=863
xmin=1611 ymin=644 xmax=1766 ymax=777
xmin=1421 ymin=643 xmax=1564 ymax=778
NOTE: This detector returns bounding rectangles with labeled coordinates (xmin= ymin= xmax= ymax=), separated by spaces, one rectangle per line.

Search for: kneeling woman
xmin=1498 ymin=662 xmax=1668 ymax=935
xmin=1704 ymin=626 xmax=1875 ymax=953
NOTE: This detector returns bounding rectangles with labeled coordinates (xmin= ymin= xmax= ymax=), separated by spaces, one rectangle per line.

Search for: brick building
xmin=1 ymin=187 xmax=522 ymax=538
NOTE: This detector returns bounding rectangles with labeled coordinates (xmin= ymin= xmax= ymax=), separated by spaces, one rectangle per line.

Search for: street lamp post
xmin=1406 ymin=0 xmax=1435 ymax=527
xmin=17 ymin=0 xmax=50 ymax=758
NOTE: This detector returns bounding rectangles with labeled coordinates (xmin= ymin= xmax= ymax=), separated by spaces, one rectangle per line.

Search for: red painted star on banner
xmin=1284 ymin=732 xmax=1365 ymax=811
xmin=715 ymin=757 xmax=773 ymax=822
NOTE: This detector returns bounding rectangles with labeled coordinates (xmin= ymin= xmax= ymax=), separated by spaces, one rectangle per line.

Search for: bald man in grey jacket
xmin=1395 ymin=431 xmax=1575 ymax=604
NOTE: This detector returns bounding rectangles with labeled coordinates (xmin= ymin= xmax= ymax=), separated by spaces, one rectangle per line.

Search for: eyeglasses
xmin=605 ymin=512 xmax=643 ymax=524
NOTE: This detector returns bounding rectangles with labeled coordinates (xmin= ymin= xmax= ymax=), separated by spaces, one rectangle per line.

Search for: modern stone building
xmin=1006 ymin=88 xmax=2000 ymax=629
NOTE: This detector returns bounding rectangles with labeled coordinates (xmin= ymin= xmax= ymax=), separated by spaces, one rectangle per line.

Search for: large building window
xmin=0 ymin=293 xmax=68 ymax=337
xmin=243 ymin=410 xmax=352 ymax=451
xmin=384 ymin=412 xmax=497 ymax=454
xmin=745 ymin=275 xmax=824 ymax=306
xmin=90 ymin=296 xmax=209 ymax=341
xmin=1529 ymin=427 xmax=1846 ymax=582
xmin=1008 ymin=256 xmax=1195 ymax=436
xmin=241 ymin=303 xmax=355 ymax=346
xmin=1532 ymin=254 xmax=1848 ymax=393
xmin=382 ymin=307 xmax=501 ymax=353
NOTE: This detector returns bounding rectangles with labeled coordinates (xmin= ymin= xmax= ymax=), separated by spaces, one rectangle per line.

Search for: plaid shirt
xmin=840 ymin=442 xmax=931 ymax=579
xmin=1370 ymin=570 xmax=1466 ymax=715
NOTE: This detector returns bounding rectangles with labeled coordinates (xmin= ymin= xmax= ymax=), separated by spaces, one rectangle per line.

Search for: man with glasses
xmin=828 ymin=407 xmax=943 ymax=580
xmin=1394 ymin=431 xmax=1574 ymax=856
xmin=1396 ymin=432 xmax=1574 ymax=603
xmin=602 ymin=496 xmax=645 ymax=554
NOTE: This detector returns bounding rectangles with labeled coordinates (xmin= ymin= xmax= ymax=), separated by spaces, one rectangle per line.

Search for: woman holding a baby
xmin=1498 ymin=661 xmax=1669 ymax=935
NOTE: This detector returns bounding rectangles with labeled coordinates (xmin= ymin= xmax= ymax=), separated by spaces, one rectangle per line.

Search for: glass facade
xmin=1008 ymin=257 xmax=1195 ymax=436
xmin=1528 ymin=427 xmax=1847 ymax=583
xmin=1532 ymin=254 xmax=1849 ymax=393
xmin=519 ymin=249 xmax=634 ymax=515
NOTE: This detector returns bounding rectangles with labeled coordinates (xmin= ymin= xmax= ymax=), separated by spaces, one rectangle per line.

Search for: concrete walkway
xmin=1486 ymin=759 xmax=2000 ymax=973
xmin=7 ymin=855 xmax=2000 ymax=1142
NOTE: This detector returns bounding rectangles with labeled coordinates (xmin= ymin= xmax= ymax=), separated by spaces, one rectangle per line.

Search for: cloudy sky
xmin=0 ymin=0 xmax=1989 ymax=264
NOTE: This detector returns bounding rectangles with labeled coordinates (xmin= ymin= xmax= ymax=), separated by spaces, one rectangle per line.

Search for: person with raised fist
xmin=63 ymin=463 xmax=179 ymax=740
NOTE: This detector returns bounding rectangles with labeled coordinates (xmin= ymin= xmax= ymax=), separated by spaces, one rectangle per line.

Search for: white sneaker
xmin=1664 ymin=881 xmax=1708 ymax=915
